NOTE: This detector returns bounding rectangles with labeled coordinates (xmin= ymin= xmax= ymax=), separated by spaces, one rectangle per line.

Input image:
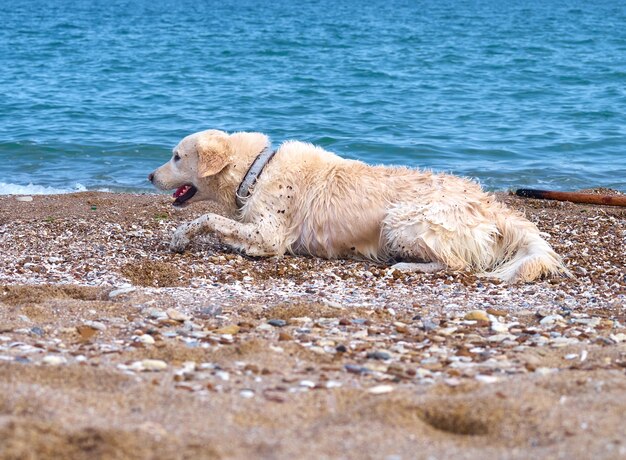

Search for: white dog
xmin=149 ymin=129 xmax=569 ymax=282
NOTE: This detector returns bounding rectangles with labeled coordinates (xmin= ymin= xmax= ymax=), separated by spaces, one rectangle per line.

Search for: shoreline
xmin=1 ymin=191 xmax=625 ymax=459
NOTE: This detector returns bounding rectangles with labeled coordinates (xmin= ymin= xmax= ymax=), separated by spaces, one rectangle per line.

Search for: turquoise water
xmin=1 ymin=0 xmax=626 ymax=194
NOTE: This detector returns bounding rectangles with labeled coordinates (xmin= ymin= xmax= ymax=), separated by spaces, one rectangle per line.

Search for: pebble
xmin=490 ymin=320 xmax=510 ymax=333
xmin=136 ymin=334 xmax=155 ymax=345
xmin=580 ymin=350 xmax=588 ymax=362
xmin=42 ymin=355 xmax=67 ymax=366
xmin=550 ymin=337 xmax=579 ymax=347
xmin=540 ymin=315 xmax=564 ymax=327
xmin=215 ymin=325 xmax=240 ymax=335
xmin=368 ymin=385 xmax=394 ymax=395
xmin=216 ymin=371 xmax=230 ymax=381
xmin=133 ymin=359 xmax=167 ymax=371
xmin=240 ymin=390 xmax=255 ymax=398
xmin=278 ymin=331 xmax=293 ymax=341
xmin=109 ymin=286 xmax=136 ymax=299
xmin=15 ymin=195 xmax=34 ymax=202
xmin=475 ymin=375 xmax=500 ymax=384
xmin=421 ymin=319 xmax=439 ymax=331
xmin=84 ymin=321 xmax=107 ymax=331
xmin=148 ymin=309 xmax=168 ymax=320
xmin=610 ymin=333 xmax=626 ymax=343
xmin=439 ymin=326 xmax=458 ymax=336
xmin=345 ymin=364 xmax=369 ymax=374
xmin=30 ymin=327 xmax=44 ymax=337
xmin=534 ymin=367 xmax=557 ymax=376
xmin=488 ymin=334 xmax=515 ymax=343
xmin=367 ymin=351 xmax=392 ymax=360
xmin=268 ymin=319 xmax=287 ymax=327
xmin=166 ymin=308 xmax=191 ymax=322
xmin=464 ymin=310 xmax=489 ymax=322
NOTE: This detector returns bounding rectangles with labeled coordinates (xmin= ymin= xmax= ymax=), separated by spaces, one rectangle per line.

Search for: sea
xmin=1 ymin=0 xmax=625 ymax=195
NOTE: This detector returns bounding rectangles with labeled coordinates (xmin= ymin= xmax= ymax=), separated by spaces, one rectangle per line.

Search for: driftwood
xmin=515 ymin=189 xmax=626 ymax=207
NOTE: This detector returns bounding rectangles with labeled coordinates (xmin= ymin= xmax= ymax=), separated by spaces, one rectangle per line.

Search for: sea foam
xmin=0 ymin=182 xmax=88 ymax=195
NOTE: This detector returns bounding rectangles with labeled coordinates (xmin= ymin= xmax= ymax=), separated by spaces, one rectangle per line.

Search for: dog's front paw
xmin=170 ymin=226 xmax=191 ymax=253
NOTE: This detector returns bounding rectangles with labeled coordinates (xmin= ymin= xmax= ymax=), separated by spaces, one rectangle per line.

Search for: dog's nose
xmin=148 ymin=172 xmax=155 ymax=182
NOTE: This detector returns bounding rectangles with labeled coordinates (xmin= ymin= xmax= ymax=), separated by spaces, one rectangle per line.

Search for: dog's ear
xmin=196 ymin=135 xmax=232 ymax=178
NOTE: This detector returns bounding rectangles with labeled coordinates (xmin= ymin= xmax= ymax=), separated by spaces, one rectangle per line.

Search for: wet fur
xmin=150 ymin=130 xmax=570 ymax=282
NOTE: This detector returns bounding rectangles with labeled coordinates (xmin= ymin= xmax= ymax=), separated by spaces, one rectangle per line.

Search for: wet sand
xmin=0 ymin=191 xmax=625 ymax=459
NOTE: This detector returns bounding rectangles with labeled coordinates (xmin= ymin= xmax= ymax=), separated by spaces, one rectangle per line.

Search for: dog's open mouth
xmin=172 ymin=184 xmax=197 ymax=206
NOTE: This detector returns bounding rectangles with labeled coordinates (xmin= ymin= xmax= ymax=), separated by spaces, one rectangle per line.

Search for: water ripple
xmin=1 ymin=0 xmax=625 ymax=192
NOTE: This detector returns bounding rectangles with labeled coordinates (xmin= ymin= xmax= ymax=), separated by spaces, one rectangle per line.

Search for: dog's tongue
xmin=173 ymin=185 xmax=189 ymax=198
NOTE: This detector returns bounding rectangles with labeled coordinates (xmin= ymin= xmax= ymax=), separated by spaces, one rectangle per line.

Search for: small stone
xmin=394 ymin=322 xmax=408 ymax=333
xmin=335 ymin=344 xmax=348 ymax=353
xmin=15 ymin=195 xmax=33 ymax=202
xmin=368 ymin=385 xmax=394 ymax=395
xmin=550 ymin=337 xmax=579 ymax=347
xmin=367 ymin=351 xmax=391 ymax=360
xmin=421 ymin=319 xmax=439 ymax=331
xmin=139 ymin=359 xmax=167 ymax=371
xmin=610 ymin=333 xmax=626 ymax=343
xmin=299 ymin=380 xmax=316 ymax=388
xmin=534 ymin=367 xmax=556 ymax=376
xmin=216 ymin=371 xmax=230 ymax=381
xmin=198 ymin=306 xmax=222 ymax=317
xmin=475 ymin=374 xmax=499 ymax=384
xmin=352 ymin=329 xmax=368 ymax=339
xmin=84 ymin=321 xmax=106 ymax=331
xmin=166 ymin=308 xmax=190 ymax=322
xmin=76 ymin=325 xmax=98 ymax=341
xmin=240 ymin=390 xmax=255 ymax=399
xmin=540 ymin=315 xmax=564 ymax=327
xmin=439 ymin=326 xmax=458 ymax=336
xmin=465 ymin=310 xmax=489 ymax=322
xmin=42 ymin=355 xmax=66 ymax=366
xmin=486 ymin=308 xmax=507 ymax=317
xmin=490 ymin=321 xmax=510 ymax=333
xmin=136 ymin=334 xmax=155 ymax=345
xmin=147 ymin=309 xmax=167 ymax=320
xmin=109 ymin=286 xmax=136 ymax=299
xmin=325 ymin=380 xmax=343 ymax=389
xmin=323 ymin=300 xmax=344 ymax=309
xmin=268 ymin=319 xmax=287 ymax=327
xmin=277 ymin=331 xmax=292 ymax=341
xmin=214 ymin=325 xmax=240 ymax=335
xmin=487 ymin=334 xmax=515 ymax=343
xmin=345 ymin=364 xmax=368 ymax=374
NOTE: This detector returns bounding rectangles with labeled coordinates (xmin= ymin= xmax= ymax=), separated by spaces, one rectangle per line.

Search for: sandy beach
xmin=0 ymin=191 xmax=625 ymax=459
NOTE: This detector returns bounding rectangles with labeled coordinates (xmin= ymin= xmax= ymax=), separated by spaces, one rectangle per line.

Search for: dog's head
xmin=149 ymin=129 xmax=267 ymax=208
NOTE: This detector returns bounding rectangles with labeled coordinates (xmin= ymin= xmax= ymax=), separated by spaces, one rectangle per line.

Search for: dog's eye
xmin=173 ymin=154 xmax=181 ymax=161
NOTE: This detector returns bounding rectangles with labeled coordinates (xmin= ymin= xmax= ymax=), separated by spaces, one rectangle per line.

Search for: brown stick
xmin=515 ymin=189 xmax=626 ymax=207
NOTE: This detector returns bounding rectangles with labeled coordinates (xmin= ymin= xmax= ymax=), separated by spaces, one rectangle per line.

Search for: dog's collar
xmin=236 ymin=144 xmax=277 ymax=209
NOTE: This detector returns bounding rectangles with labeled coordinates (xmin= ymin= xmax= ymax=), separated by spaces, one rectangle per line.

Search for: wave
xmin=0 ymin=182 xmax=90 ymax=195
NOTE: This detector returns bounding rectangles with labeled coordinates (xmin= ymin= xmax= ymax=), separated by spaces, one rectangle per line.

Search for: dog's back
xmin=254 ymin=140 xmax=568 ymax=282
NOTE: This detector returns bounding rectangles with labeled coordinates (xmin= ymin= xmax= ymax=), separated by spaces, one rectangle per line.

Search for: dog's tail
xmin=485 ymin=205 xmax=571 ymax=283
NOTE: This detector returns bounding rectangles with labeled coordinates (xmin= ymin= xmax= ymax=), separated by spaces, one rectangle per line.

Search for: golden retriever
xmin=149 ymin=129 xmax=569 ymax=282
